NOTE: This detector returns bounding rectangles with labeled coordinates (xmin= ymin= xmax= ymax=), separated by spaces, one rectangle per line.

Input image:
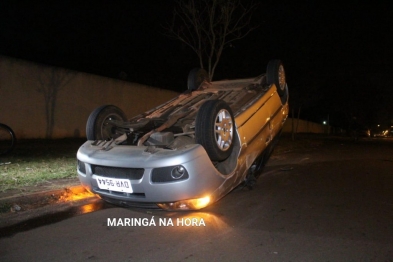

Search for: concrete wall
xmin=282 ymin=117 xmax=331 ymax=134
xmin=0 ymin=56 xmax=331 ymax=139
xmin=0 ymin=56 xmax=179 ymax=139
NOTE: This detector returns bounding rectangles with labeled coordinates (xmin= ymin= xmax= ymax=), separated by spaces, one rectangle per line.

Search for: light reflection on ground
xmin=58 ymin=189 xmax=96 ymax=202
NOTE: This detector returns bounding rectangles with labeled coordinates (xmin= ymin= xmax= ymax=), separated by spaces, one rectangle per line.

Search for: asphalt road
xmin=1 ymin=137 xmax=393 ymax=261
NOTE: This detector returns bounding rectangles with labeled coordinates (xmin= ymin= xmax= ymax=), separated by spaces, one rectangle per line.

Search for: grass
xmin=0 ymin=138 xmax=85 ymax=192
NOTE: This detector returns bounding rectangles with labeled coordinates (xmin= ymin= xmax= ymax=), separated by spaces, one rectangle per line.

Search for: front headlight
xmin=151 ymin=165 xmax=189 ymax=183
xmin=171 ymin=166 xmax=186 ymax=179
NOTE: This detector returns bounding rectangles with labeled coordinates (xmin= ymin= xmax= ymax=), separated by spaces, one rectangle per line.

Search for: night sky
xmin=1 ymin=1 xmax=392 ymax=130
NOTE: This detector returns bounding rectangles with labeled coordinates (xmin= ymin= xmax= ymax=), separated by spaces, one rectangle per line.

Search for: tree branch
xmin=163 ymin=0 xmax=259 ymax=80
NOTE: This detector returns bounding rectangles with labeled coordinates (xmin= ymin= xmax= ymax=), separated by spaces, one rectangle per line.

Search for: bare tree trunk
xmin=43 ymin=91 xmax=51 ymax=138
xmin=291 ymin=108 xmax=295 ymax=141
xmin=36 ymin=67 xmax=75 ymax=138
xmin=296 ymin=107 xmax=301 ymax=134
xmin=47 ymin=86 xmax=58 ymax=138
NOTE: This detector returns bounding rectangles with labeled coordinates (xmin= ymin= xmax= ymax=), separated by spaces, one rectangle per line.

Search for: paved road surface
xmin=1 ymin=137 xmax=392 ymax=261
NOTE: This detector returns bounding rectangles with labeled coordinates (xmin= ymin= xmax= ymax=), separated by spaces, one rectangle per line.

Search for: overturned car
xmin=77 ymin=60 xmax=289 ymax=210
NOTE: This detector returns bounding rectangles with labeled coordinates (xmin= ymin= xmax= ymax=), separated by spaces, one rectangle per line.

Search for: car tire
xmin=244 ymin=152 xmax=265 ymax=189
xmin=187 ymin=68 xmax=209 ymax=91
xmin=280 ymin=84 xmax=289 ymax=105
xmin=195 ymin=100 xmax=234 ymax=161
xmin=244 ymin=130 xmax=282 ymax=189
xmin=86 ymin=105 xmax=127 ymax=140
xmin=266 ymin=59 xmax=286 ymax=97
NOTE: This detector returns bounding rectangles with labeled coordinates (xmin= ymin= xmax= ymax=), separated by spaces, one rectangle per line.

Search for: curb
xmin=0 ymin=196 xmax=101 ymax=237
xmin=0 ymin=185 xmax=98 ymax=233
xmin=0 ymin=184 xmax=86 ymax=203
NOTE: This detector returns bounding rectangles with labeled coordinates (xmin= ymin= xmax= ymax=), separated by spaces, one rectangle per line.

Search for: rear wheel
xmin=267 ymin=59 xmax=286 ymax=97
xmin=195 ymin=100 xmax=234 ymax=161
xmin=86 ymin=105 xmax=127 ymax=140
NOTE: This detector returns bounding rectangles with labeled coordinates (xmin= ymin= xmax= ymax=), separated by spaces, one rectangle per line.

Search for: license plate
xmin=93 ymin=175 xmax=133 ymax=193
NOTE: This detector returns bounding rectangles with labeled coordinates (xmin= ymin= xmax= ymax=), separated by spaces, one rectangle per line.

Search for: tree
xmin=35 ymin=67 xmax=75 ymax=138
xmin=165 ymin=0 xmax=258 ymax=80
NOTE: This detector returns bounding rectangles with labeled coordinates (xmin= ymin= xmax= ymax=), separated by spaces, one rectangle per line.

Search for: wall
xmin=0 ymin=56 xmax=331 ymax=139
xmin=0 ymin=56 xmax=179 ymax=139
xmin=282 ymin=117 xmax=331 ymax=134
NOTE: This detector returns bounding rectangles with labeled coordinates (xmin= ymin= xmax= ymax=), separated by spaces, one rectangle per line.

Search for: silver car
xmin=77 ymin=60 xmax=289 ymax=210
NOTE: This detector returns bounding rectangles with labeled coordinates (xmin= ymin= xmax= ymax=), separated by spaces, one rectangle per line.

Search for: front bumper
xmin=77 ymin=141 xmax=228 ymax=209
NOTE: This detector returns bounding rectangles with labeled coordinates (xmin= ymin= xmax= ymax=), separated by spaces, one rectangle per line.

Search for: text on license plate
xmin=93 ymin=175 xmax=133 ymax=193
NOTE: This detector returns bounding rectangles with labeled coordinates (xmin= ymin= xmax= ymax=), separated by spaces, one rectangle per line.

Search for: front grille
xmin=92 ymin=165 xmax=144 ymax=180
xmin=121 ymin=201 xmax=160 ymax=209
xmin=101 ymin=196 xmax=160 ymax=209
xmin=95 ymin=188 xmax=145 ymax=198
xmin=77 ymin=160 xmax=86 ymax=174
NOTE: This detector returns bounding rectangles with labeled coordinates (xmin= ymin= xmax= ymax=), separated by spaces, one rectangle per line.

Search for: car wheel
xmin=86 ymin=105 xmax=127 ymax=140
xmin=244 ymin=152 xmax=265 ymax=189
xmin=267 ymin=59 xmax=286 ymax=97
xmin=195 ymin=100 xmax=234 ymax=161
xmin=280 ymin=84 xmax=289 ymax=105
xmin=187 ymin=68 xmax=209 ymax=91
xmin=244 ymin=130 xmax=282 ymax=188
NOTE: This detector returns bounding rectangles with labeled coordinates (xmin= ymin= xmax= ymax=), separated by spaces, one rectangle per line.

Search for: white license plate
xmin=93 ymin=175 xmax=133 ymax=193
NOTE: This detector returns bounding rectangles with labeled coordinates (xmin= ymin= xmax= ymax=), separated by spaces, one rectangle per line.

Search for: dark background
xmin=1 ymin=0 xmax=392 ymax=131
